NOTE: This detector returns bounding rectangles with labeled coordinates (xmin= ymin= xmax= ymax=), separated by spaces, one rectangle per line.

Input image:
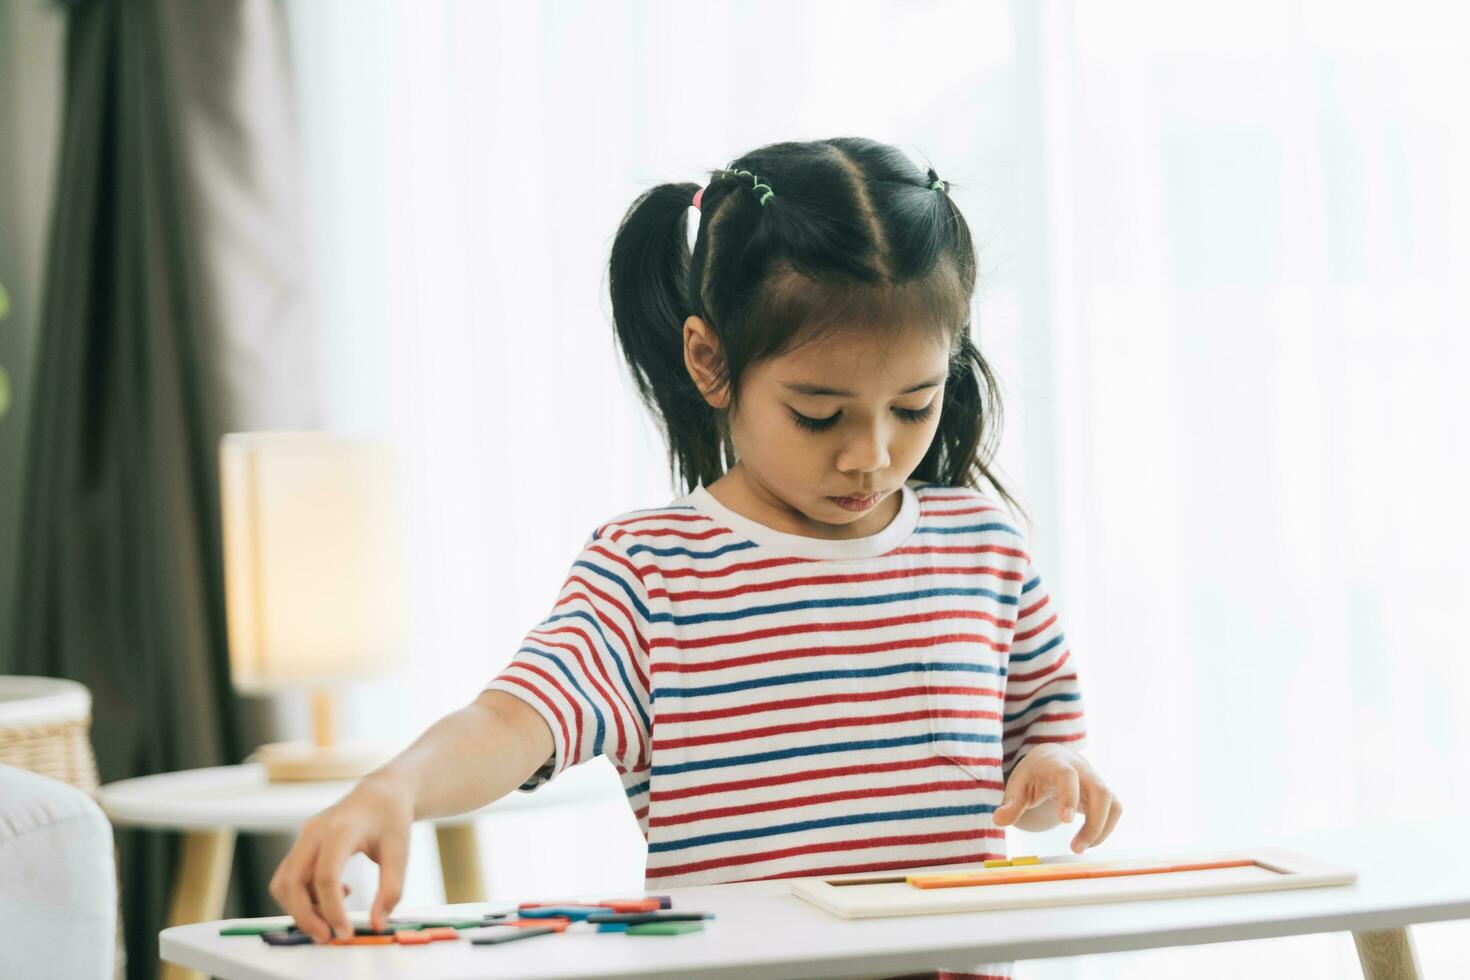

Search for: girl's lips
xmin=829 ymin=491 xmax=882 ymax=512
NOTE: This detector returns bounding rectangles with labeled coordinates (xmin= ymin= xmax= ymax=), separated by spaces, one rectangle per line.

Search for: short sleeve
xmin=1002 ymin=549 xmax=1088 ymax=781
xmin=484 ymin=532 xmax=653 ymax=791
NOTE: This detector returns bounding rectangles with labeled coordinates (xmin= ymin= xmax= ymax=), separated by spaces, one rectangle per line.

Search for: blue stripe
xmin=653 ymin=660 xmax=1003 ymax=701
xmin=625 ymin=540 xmax=758 ymax=561
xmin=650 ymin=731 xmax=997 ymax=777
xmin=666 ymin=585 xmax=1015 ymax=627
xmin=539 ymin=609 xmax=652 ymax=733
xmin=573 ymin=560 xmax=649 ymax=621
xmin=520 ymin=644 xmax=605 ymax=758
xmin=648 ymin=802 xmax=997 ymax=853
xmin=1021 ymin=574 xmax=1041 ymax=595
xmin=624 ymin=779 xmax=650 ymax=798
xmin=1007 ymin=633 xmax=1064 ymax=664
xmin=1003 ymin=691 xmax=1081 ymax=724
xmin=915 ymin=521 xmax=1020 ymax=537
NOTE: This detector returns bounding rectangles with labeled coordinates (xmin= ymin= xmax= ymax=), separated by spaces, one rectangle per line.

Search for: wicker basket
xmin=0 ymin=675 xmax=101 ymax=792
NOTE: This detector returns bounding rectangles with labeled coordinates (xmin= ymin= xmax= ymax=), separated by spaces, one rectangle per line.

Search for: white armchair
xmin=0 ymin=676 xmax=119 ymax=980
xmin=0 ymin=762 xmax=118 ymax=980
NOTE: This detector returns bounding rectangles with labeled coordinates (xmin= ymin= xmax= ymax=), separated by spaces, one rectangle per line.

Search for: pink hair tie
xmin=692 ymin=187 xmax=704 ymax=210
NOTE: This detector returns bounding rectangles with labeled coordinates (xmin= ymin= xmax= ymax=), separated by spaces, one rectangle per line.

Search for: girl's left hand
xmin=991 ymin=744 xmax=1122 ymax=853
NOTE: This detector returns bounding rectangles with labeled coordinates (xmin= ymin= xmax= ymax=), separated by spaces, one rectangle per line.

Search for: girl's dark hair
xmin=607 ymin=137 xmax=1026 ymax=526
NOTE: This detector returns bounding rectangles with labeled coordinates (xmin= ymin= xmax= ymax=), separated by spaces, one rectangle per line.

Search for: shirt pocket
xmin=919 ymin=637 xmax=1007 ymax=787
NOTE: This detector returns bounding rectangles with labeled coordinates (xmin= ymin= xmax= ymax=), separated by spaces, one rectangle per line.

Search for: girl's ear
xmin=683 ymin=316 xmax=731 ymax=409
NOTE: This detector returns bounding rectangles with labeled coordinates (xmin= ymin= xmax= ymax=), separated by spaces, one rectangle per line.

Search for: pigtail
xmin=918 ymin=331 xmax=1030 ymax=530
xmin=608 ymin=182 xmax=728 ymax=492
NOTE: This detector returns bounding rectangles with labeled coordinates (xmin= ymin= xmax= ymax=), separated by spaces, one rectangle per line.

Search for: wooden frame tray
xmin=790 ymin=847 xmax=1357 ymax=919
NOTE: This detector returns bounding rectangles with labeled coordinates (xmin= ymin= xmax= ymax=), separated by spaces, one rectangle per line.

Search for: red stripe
xmin=919 ymin=505 xmax=1001 ymax=517
xmin=1018 ymin=593 xmax=1050 ymax=621
xmin=555 ymin=575 xmax=652 ymax=693
xmin=512 ymin=661 xmax=583 ymax=756
xmin=653 ymin=708 xmax=998 ymax=751
xmin=650 ymin=755 xmax=1001 ymax=803
xmin=586 ymin=542 xmax=652 ymax=597
xmin=597 ymin=510 xmax=714 ymax=536
xmin=650 ymin=632 xmax=1006 ymax=676
xmin=657 ymin=685 xmax=1000 ymax=725
xmin=614 ymin=524 xmax=730 ymax=541
xmin=646 ymin=827 xmax=1006 ymax=880
xmin=643 ymin=554 xmax=816 ymax=580
xmin=887 ymin=544 xmax=1026 ymax=559
xmin=649 ymin=777 xmax=999 ymax=828
xmin=1005 ymin=674 xmax=1079 ymax=706
xmin=1006 ymin=710 xmax=1085 ymax=737
xmin=654 ymin=564 xmax=1022 ymax=603
xmin=1013 ymin=611 xmax=1057 ymax=643
xmin=495 ymin=673 xmax=570 ymax=771
xmin=1006 ymin=649 xmax=1075 ymax=688
xmin=525 ymin=626 xmax=632 ymax=763
xmin=650 ymin=608 xmax=1013 ymax=651
xmin=637 ymin=547 xmax=1021 ymax=580
xmin=1003 ymin=727 xmax=1087 ymax=765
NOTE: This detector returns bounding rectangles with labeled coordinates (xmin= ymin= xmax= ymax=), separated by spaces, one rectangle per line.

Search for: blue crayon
xmin=517 ymin=905 xmax=607 ymax=921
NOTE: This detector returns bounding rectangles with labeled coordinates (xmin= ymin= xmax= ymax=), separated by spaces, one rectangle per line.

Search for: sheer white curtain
xmin=286 ymin=0 xmax=1468 ymax=974
xmin=1026 ymin=1 xmax=1470 ymax=976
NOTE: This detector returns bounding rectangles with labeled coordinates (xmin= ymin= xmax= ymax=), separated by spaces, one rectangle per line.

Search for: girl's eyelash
xmin=788 ymin=402 xmax=938 ymax=432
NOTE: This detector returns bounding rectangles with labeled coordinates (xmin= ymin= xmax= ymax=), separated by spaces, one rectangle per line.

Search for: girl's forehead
xmin=765 ymin=324 xmax=950 ymax=386
xmin=776 ymin=327 xmax=946 ymax=373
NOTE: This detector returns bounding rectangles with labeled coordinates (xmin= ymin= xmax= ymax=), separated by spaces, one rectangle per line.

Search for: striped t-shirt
xmin=485 ymin=478 xmax=1087 ymax=979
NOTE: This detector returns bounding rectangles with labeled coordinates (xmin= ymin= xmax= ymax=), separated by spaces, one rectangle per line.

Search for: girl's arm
xmin=360 ymin=689 xmax=554 ymax=819
xmin=271 ymin=690 xmax=555 ymax=941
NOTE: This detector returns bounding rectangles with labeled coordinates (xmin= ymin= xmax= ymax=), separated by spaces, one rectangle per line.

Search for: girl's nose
xmin=836 ymin=425 xmax=890 ymax=474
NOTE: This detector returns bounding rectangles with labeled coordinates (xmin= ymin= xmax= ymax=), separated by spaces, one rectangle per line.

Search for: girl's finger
xmin=1054 ymin=765 xmax=1081 ymax=824
xmin=370 ymin=835 xmax=409 ymax=932
xmin=1093 ymin=796 xmax=1124 ymax=847
xmin=1070 ymin=785 xmax=1113 ymax=853
xmin=312 ymin=839 xmax=358 ymax=941
xmin=991 ymin=769 xmax=1035 ymax=826
xmin=270 ymin=841 xmax=334 ymax=945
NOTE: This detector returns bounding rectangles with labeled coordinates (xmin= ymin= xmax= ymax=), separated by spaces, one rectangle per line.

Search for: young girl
xmin=271 ymin=137 xmax=1120 ymax=979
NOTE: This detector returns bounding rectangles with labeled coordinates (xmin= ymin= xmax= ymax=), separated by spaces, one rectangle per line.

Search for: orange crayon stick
xmin=910 ymin=858 xmax=1256 ymax=889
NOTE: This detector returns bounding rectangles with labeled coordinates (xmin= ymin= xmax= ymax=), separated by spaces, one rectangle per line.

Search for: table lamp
xmin=219 ymin=432 xmax=408 ymax=782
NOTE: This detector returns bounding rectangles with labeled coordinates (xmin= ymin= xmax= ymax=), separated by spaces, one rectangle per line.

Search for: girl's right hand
xmin=268 ymin=775 xmax=415 ymax=942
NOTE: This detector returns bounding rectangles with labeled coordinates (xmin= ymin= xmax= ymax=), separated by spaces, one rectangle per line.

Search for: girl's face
xmin=685 ymin=317 xmax=951 ymax=540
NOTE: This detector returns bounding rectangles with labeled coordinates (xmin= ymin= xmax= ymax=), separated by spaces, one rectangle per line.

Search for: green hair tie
xmin=931 ymin=179 xmax=948 ymax=192
xmin=723 ymin=168 xmax=775 ymax=207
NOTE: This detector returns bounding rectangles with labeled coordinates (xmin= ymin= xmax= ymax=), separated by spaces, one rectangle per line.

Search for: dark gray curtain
xmin=13 ymin=1 xmax=315 ymax=977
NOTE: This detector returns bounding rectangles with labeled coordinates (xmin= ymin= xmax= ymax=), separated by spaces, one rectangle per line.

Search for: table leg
xmin=435 ymin=822 xmax=487 ymax=903
xmin=161 ymin=828 xmax=237 ymax=980
xmin=1352 ymin=926 xmax=1422 ymax=980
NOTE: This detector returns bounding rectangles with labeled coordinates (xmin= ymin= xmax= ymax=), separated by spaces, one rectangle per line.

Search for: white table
xmin=159 ymin=819 xmax=1467 ymax=979
xmin=99 ymin=760 xmax=620 ymax=980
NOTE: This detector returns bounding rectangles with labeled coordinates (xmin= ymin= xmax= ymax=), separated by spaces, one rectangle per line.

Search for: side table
xmin=97 ymin=759 xmax=621 ymax=980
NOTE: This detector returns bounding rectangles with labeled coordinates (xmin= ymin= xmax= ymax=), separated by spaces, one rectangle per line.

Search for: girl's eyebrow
xmin=782 ymin=374 xmax=946 ymax=398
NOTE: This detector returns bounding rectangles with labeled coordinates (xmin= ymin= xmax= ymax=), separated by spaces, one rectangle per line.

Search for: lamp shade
xmin=220 ymin=432 xmax=408 ymax=693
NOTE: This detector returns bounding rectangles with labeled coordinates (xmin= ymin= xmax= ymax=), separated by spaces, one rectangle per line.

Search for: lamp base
xmin=253 ymin=740 xmax=396 ymax=782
